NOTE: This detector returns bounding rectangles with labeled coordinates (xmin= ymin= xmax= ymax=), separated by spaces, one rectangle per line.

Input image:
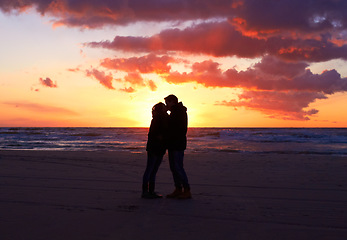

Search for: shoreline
xmin=1 ymin=150 xmax=347 ymax=239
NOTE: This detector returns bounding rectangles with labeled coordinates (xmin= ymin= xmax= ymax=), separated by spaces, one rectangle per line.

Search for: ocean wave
xmin=71 ymin=133 xmax=103 ymax=137
xmin=0 ymin=131 xmax=19 ymax=134
xmin=1 ymin=127 xmax=347 ymax=155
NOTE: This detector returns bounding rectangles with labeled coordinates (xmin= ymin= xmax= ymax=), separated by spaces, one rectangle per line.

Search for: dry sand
xmin=1 ymin=150 xmax=347 ymax=240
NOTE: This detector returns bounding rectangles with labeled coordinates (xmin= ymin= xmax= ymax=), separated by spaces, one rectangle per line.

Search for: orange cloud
xmin=124 ymin=72 xmax=145 ymax=86
xmin=119 ymin=87 xmax=135 ymax=93
xmin=147 ymin=80 xmax=157 ymax=91
xmin=67 ymin=67 xmax=81 ymax=72
xmin=4 ymin=101 xmax=78 ymax=116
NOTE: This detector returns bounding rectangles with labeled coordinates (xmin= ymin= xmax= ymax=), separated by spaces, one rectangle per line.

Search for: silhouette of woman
xmin=141 ymin=102 xmax=168 ymax=198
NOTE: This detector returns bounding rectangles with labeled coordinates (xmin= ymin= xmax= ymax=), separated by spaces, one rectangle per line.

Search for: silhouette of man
xmin=164 ymin=94 xmax=191 ymax=199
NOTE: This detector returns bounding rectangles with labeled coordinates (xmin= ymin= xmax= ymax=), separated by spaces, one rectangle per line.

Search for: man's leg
xmin=168 ymin=150 xmax=182 ymax=188
xmin=167 ymin=150 xmax=183 ymax=198
xmin=167 ymin=150 xmax=191 ymax=199
xmin=171 ymin=150 xmax=190 ymax=190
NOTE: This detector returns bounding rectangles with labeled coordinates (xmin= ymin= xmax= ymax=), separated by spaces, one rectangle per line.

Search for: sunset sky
xmin=1 ymin=0 xmax=347 ymax=127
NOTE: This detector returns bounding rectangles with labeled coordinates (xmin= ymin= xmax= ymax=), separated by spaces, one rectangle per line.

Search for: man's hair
xmin=164 ymin=94 xmax=178 ymax=104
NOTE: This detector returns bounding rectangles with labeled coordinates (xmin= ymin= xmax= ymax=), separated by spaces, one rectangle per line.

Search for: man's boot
xmin=166 ymin=187 xmax=183 ymax=198
xmin=177 ymin=188 xmax=192 ymax=199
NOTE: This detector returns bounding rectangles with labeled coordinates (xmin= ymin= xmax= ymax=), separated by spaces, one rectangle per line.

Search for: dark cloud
xmin=230 ymin=0 xmax=347 ymax=35
xmin=0 ymin=0 xmax=232 ymax=28
xmin=1 ymin=0 xmax=346 ymax=34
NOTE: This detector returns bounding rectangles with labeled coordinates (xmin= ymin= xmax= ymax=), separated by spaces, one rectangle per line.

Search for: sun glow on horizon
xmin=1 ymin=3 xmax=347 ymax=128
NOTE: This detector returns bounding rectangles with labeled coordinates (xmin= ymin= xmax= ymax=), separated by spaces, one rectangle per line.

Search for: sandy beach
xmin=1 ymin=150 xmax=347 ymax=240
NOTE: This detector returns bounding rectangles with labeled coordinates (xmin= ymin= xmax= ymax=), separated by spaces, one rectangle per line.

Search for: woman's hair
xmin=152 ymin=102 xmax=166 ymax=117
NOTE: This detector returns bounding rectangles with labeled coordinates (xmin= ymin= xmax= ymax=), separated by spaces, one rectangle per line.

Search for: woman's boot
xmin=141 ymin=183 xmax=151 ymax=198
xmin=149 ymin=182 xmax=163 ymax=198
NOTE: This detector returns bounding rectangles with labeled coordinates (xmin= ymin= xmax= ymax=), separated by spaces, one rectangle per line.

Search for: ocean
xmin=0 ymin=127 xmax=347 ymax=156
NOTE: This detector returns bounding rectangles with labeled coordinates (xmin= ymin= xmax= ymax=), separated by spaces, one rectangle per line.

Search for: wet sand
xmin=1 ymin=150 xmax=347 ymax=240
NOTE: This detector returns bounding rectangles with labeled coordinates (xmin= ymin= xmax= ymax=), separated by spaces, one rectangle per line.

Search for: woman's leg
xmin=149 ymin=153 xmax=164 ymax=184
xmin=142 ymin=152 xmax=156 ymax=192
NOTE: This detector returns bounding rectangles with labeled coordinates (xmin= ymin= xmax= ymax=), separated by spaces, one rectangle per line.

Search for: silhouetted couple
xmin=142 ymin=94 xmax=191 ymax=199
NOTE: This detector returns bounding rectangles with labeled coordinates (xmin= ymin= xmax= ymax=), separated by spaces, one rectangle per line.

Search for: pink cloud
xmin=101 ymin=54 xmax=174 ymax=74
xmin=86 ymin=54 xmax=171 ymax=92
xmin=217 ymin=90 xmax=326 ymax=121
xmin=85 ymin=53 xmax=346 ymax=118
xmin=2 ymin=1 xmax=347 ymax=63
xmin=87 ymin=22 xmax=266 ymax=58
xmin=164 ymin=55 xmax=347 ymax=120
xmin=67 ymin=67 xmax=80 ymax=72
xmin=31 ymin=87 xmax=40 ymax=92
xmin=85 ymin=69 xmax=115 ymax=90
xmin=165 ymin=56 xmax=347 ymax=93
xmin=88 ymin=21 xmax=347 ymax=62
xmin=85 ymin=67 xmax=157 ymax=92
xmin=3 ymin=0 xmax=347 ymax=121
xmin=39 ymin=77 xmax=57 ymax=88
xmin=123 ymin=72 xmax=158 ymax=91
